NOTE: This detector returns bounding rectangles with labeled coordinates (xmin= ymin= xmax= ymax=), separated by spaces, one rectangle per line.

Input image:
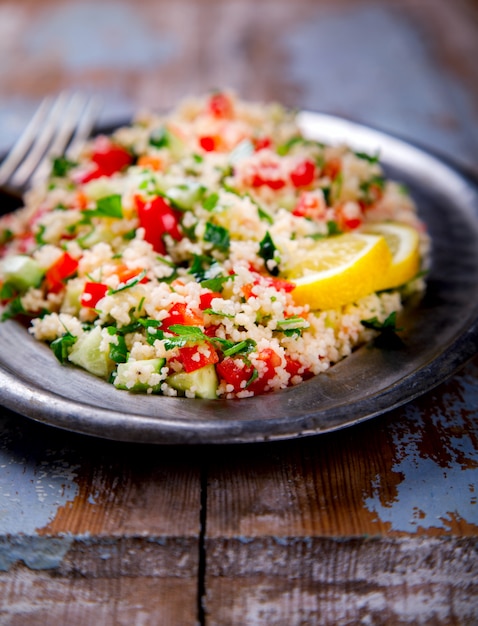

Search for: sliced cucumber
xmin=68 ymin=325 xmax=115 ymax=378
xmin=0 ymin=255 xmax=44 ymax=292
xmin=166 ymin=181 xmax=204 ymax=210
xmin=61 ymin=278 xmax=84 ymax=315
xmin=166 ymin=363 xmax=218 ymax=399
xmin=114 ymin=358 xmax=166 ymax=392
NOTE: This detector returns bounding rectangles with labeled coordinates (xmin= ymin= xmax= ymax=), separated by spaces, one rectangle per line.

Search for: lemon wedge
xmin=287 ymin=233 xmax=392 ymax=310
xmin=365 ymin=222 xmax=421 ymax=291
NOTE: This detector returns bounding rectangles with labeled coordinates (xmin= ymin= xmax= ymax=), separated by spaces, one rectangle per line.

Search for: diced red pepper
xmin=199 ymin=291 xmax=222 ymax=310
xmin=135 ymin=195 xmax=183 ymax=254
xmin=76 ymin=137 xmax=133 ymax=183
xmin=242 ymin=272 xmax=295 ymax=299
xmin=322 ymin=157 xmax=341 ymax=180
xmin=45 ymin=252 xmax=79 ymax=293
xmin=251 ymin=173 xmax=286 ymax=190
xmin=178 ymin=343 xmax=219 ymax=373
xmin=290 ymin=159 xmax=316 ymax=187
xmin=207 ymin=92 xmax=234 ymax=119
xmin=81 ymin=282 xmax=108 ymax=308
xmin=292 ymin=191 xmax=327 ymax=219
xmin=161 ymin=302 xmax=204 ymax=330
xmin=342 ymin=217 xmax=362 ymax=230
xmin=254 ymin=137 xmax=272 ymax=151
xmin=114 ymin=264 xmax=149 ymax=285
xmin=199 ymin=136 xmax=217 ymax=152
xmin=216 ymin=357 xmax=254 ymax=393
xmin=247 ymin=348 xmax=282 ymax=394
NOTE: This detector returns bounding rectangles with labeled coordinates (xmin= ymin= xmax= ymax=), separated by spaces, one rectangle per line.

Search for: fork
xmin=0 ymin=92 xmax=101 ymax=205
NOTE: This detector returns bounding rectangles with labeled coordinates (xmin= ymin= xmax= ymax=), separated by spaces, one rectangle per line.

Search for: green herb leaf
xmin=51 ymin=156 xmax=77 ymax=177
xmin=149 ymin=127 xmax=169 ymax=148
xmin=87 ymin=194 xmax=124 ymax=219
xmin=202 ymin=192 xmax=219 ymax=212
xmin=354 ymin=150 xmax=380 ymax=164
xmin=164 ymin=324 xmax=206 ymax=349
xmin=222 ymin=339 xmax=256 ymax=357
xmin=1 ymin=296 xmax=24 ymax=321
xmin=200 ymin=274 xmax=232 ymax=292
xmin=362 ymin=311 xmax=401 ymax=332
xmin=204 ymin=221 xmax=230 ymax=251
xmin=50 ymin=331 xmax=77 ymax=363
xmin=108 ymin=270 xmax=147 ymax=295
xmin=362 ymin=311 xmax=404 ymax=349
xmin=259 ymin=231 xmax=280 ymax=276
xmin=257 ymin=205 xmax=274 ymax=225
xmin=203 ymin=309 xmax=235 ymax=319
xmin=107 ymin=329 xmax=128 ymax=363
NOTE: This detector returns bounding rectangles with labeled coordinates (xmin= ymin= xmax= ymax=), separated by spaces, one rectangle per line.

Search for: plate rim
xmin=1 ymin=111 xmax=477 ymax=444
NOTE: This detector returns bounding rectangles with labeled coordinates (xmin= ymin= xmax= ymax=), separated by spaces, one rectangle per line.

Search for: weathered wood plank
xmin=0 ymin=567 xmax=198 ymax=626
xmin=203 ymin=359 xmax=478 ymax=624
xmin=0 ymin=411 xmax=202 ymax=622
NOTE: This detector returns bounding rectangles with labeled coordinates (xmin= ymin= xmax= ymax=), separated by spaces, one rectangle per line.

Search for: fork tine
xmin=66 ymin=95 xmax=102 ymax=160
xmin=10 ymin=92 xmax=70 ymax=188
xmin=0 ymin=97 xmax=53 ymax=186
xmin=31 ymin=92 xmax=91 ymax=184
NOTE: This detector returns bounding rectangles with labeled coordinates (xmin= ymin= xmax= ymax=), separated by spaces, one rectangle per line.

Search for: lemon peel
xmin=365 ymin=222 xmax=421 ymax=291
xmin=287 ymin=233 xmax=393 ymax=310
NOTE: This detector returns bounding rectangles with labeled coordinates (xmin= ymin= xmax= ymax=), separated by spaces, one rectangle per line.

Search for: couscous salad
xmin=0 ymin=92 xmax=427 ymax=399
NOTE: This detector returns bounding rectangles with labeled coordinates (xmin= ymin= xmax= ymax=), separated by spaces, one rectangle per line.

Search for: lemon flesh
xmin=287 ymin=233 xmax=393 ymax=310
xmin=365 ymin=222 xmax=420 ymax=291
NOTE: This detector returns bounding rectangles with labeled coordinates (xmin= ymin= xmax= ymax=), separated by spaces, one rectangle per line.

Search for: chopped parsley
xmin=204 ymin=221 xmax=230 ymax=251
xmin=259 ymin=231 xmax=280 ymax=276
xmin=50 ymin=331 xmax=77 ymax=363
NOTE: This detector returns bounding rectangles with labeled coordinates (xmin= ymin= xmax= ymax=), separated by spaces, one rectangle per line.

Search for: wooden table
xmin=0 ymin=1 xmax=477 ymax=624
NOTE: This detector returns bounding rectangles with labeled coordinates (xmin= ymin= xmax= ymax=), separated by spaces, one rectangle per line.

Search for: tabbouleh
xmin=0 ymin=92 xmax=428 ymax=399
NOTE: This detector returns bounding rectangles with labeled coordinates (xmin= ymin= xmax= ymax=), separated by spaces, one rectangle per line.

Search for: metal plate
xmin=1 ymin=112 xmax=477 ymax=444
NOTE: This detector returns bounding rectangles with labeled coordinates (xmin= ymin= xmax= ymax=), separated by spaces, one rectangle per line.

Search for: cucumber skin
xmin=68 ymin=326 xmax=115 ymax=379
xmin=1 ymin=255 xmax=44 ymax=292
xmin=166 ymin=363 xmax=218 ymax=399
xmin=114 ymin=358 xmax=166 ymax=392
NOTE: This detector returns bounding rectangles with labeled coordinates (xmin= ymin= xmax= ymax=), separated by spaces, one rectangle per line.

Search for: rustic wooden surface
xmin=0 ymin=0 xmax=477 ymax=624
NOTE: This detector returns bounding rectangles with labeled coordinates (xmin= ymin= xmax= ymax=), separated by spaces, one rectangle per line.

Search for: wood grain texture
xmin=0 ymin=0 xmax=477 ymax=623
xmin=0 ymin=568 xmax=198 ymax=626
xmin=204 ymin=359 xmax=478 ymax=624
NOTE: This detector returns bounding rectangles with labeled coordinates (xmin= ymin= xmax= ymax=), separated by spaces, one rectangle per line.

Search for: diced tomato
xmin=17 ymin=233 xmax=36 ymax=254
xmin=292 ymin=190 xmax=327 ymax=220
xmin=90 ymin=136 xmax=133 ymax=175
xmin=342 ymin=217 xmax=362 ymax=230
xmin=290 ymin=159 xmax=316 ymax=187
xmin=199 ymin=291 xmax=222 ymax=310
xmin=242 ymin=272 xmax=295 ymax=299
xmin=265 ymin=276 xmax=295 ymax=293
xmin=135 ymin=195 xmax=182 ymax=254
xmin=207 ymin=92 xmax=234 ymax=119
xmin=204 ymin=324 xmax=220 ymax=338
xmin=161 ymin=302 xmax=204 ymax=330
xmin=322 ymin=157 xmax=341 ymax=180
xmin=45 ymin=252 xmax=79 ymax=292
xmin=254 ymin=137 xmax=272 ymax=151
xmin=178 ymin=343 xmax=219 ymax=373
xmin=285 ymin=356 xmax=302 ymax=377
xmin=199 ymin=135 xmax=217 ymax=152
xmin=216 ymin=357 xmax=254 ymax=393
xmin=251 ymin=173 xmax=286 ymax=190
xmin=248 ymin=348 xmax=282 ymax=394
xmin=137 ymin=154 xmax=164 ymax=171
xmin=75 ymin=136 xmax=133 ymax=183
xmin=81 ymin=282 xmax=108 ymax=308
xmin=75 ymin=191 xmax=89 ymax=209
xmin=114 ymin=264 xmax=149 ymax=285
